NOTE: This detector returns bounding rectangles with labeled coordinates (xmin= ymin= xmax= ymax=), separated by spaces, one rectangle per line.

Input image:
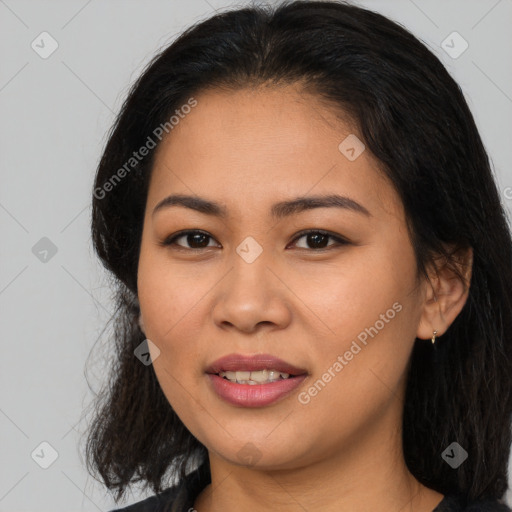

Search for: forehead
xmin=148 ymin=85 xmax=403 ymax=222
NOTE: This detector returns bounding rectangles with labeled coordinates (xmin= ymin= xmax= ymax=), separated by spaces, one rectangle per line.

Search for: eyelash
xmin=160 ymin=229 xmax=349 ymax=252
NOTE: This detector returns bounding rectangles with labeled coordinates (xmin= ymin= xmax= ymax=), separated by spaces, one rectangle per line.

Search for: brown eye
xmin=162 ymin=230 xmax=218 ymax=250
xmin=291 ymin=230 xmax=349 ymax=250
xmin=161 ymin=229 xmax=349 ymax=252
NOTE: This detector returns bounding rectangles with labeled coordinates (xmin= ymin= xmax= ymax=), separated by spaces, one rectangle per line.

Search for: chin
xmin=205 ymin=434 xmax=309 ymax=471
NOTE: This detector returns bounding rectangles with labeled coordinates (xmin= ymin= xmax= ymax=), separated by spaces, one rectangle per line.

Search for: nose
xmin=211 ymin=249 xmax=292 ymax=334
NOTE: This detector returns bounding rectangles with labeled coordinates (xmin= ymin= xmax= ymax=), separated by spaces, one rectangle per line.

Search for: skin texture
xmin=137 ymin=84 xmax=472 ymax=512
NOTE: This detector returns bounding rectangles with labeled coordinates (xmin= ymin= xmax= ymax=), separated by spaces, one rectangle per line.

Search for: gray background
xmin=1 ymin=0 xmax=511 ymax=510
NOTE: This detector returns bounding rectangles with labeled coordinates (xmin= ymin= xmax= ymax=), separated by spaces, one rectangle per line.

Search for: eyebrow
xmin=152 ymin=193 xmax=371 ymax=219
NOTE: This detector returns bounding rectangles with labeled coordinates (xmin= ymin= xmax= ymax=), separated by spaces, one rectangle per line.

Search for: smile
xmin=218 ymin=369 xmax=291 ymax=384
xmin=207 ymin=373 xmax=307 ymax=407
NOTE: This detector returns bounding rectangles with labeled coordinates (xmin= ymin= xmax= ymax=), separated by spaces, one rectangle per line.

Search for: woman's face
xmin=137 ymin=84 xmax=428 ymax=470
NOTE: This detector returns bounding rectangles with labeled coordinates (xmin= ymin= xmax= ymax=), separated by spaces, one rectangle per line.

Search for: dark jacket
xmin=109 ymin=461 xmax=511 ymax=512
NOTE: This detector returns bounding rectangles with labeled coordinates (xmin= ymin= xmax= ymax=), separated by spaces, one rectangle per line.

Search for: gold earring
xmin=431 ymin=330 xmax=437 ymax=345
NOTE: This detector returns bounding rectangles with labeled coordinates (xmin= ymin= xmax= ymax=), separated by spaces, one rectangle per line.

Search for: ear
xmin=138 ymin=313 xmax=146 ymax=334
xmin=416 ymin=246 xmax=473 ymax=340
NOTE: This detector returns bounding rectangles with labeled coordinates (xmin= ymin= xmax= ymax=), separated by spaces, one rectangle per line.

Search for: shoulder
xmin=107 ymin=484 xmax=181 ymax=512
xmin=463 ymin=501 xmax=512 ymax=512
xmin=106 ymin=460 xmax=210 ymax=512
xmin=436 ymin=494 xmax=511 ymax=512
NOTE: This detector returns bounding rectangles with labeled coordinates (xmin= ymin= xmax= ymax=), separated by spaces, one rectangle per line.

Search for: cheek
xmin=137 ymin=243 xmax=201 ymax=341
xmin=301 ymin=245 xmax=420 ymax=404
xmin=305 ymin=245 xmax=415 ymax=339
xmin=136 ymin=247 xmax=219 ymax=398
xmin=137 ymin=252 xmax=207 ymax=421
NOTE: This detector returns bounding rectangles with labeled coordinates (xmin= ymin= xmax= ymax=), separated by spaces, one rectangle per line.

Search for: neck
xmin=194 ymin=406 xmax=444 ymax=512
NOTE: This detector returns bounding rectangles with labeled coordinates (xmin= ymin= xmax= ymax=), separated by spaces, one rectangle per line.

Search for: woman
xmin=85 ymin=1 xmax=512 ymax=511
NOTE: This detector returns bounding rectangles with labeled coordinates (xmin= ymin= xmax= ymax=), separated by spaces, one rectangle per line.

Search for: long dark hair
xmin=84 ymin=0 xmax=512 ymax=504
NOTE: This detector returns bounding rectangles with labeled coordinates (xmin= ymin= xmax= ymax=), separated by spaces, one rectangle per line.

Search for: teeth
xmin=219 ymin=369 xmax=292 ymax=384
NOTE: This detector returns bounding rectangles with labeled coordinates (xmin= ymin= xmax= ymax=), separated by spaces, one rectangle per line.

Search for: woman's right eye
xmin=161 ymin=230 xmax=219 ymax=250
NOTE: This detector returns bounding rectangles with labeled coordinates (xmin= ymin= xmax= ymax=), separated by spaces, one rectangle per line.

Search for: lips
xmin=205 ymin=353 xmax=307 ymax=376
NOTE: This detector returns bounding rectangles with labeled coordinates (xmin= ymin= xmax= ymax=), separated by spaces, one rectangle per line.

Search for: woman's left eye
xmin=161 ymin=229 xmax=349 ymax=251
xmin=291 ymin=230 xmax=349 ymax=250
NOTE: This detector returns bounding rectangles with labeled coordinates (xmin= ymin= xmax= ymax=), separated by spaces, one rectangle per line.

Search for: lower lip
xmin=207 ymin=374 xmax=307 ymax=407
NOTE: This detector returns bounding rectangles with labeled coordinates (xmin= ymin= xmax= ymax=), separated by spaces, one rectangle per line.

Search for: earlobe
xmin=416 ymin=246 xmax=473 ymax=341
xmin=138 ymin=314 xmax=145 ymax=333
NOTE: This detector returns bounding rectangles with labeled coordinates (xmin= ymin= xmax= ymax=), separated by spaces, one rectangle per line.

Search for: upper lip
xmin=205 ymin=353 xmax=307 ymax=376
